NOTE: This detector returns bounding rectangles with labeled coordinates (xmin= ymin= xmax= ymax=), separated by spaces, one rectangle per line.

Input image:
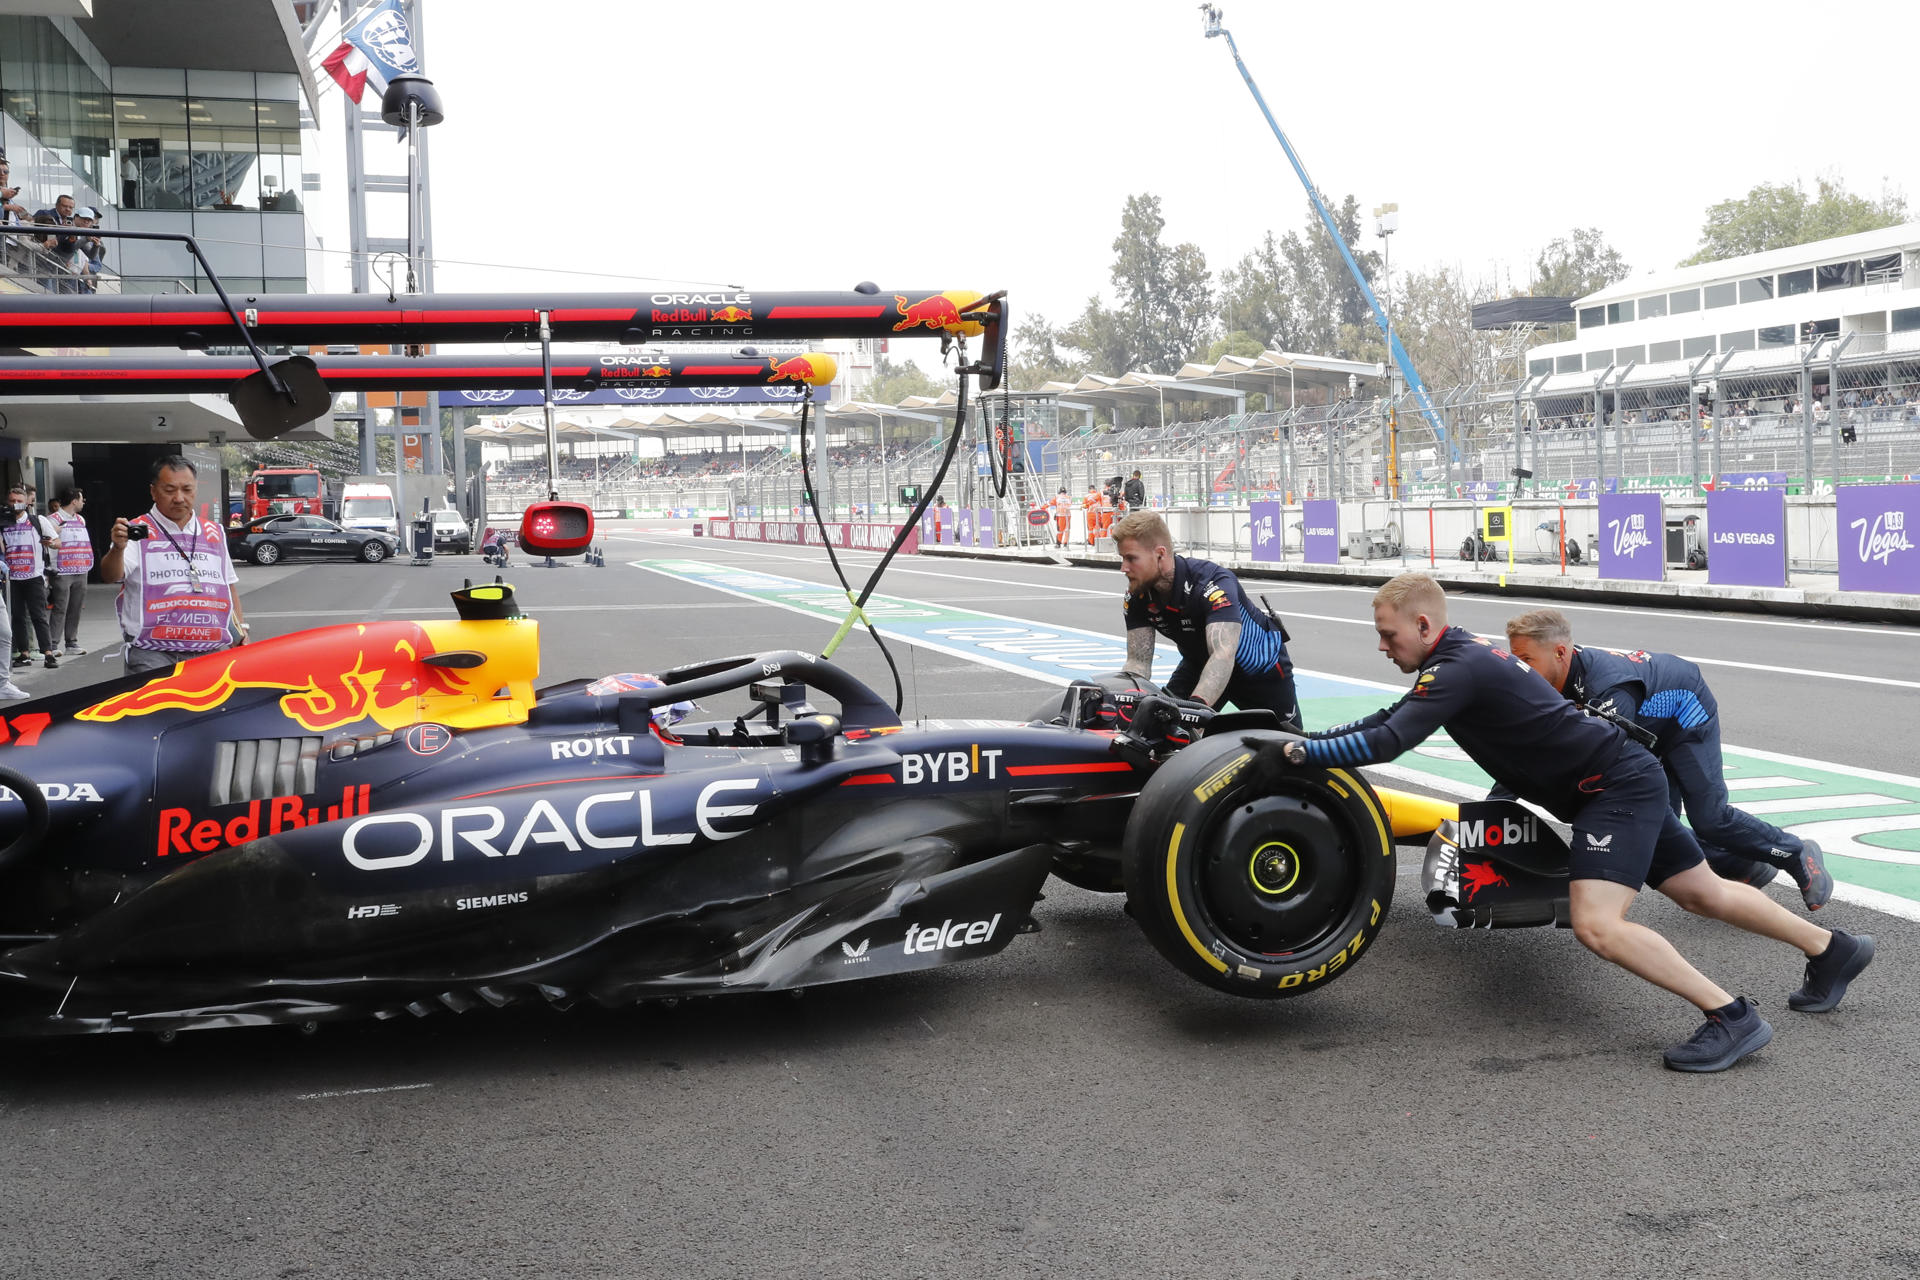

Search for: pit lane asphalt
xmin=3 ymin=525 xmax=1916 ymax=1280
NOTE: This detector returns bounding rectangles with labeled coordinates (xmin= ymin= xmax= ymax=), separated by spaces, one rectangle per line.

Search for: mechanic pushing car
xmin=99 ymin=454 xmax=248 ymax=673
xmin=1274 ymin=573 xmax=1872 ymax=1072
xmin=1114 ymin=510 xmax=1299 ymax=729
xmin=1502 ymin=608 xmax=1832 ymax=911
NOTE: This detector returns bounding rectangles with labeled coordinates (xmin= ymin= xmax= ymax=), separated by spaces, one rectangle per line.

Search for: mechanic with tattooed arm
xmin=1113 ymin=510 xmax=1299 ymax=729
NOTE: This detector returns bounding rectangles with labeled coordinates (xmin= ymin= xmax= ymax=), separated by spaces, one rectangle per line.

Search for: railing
xmin=0 ymin=233 xmax=120 ymax=294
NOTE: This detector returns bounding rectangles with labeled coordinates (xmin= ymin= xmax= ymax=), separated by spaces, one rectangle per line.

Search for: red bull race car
xmin=0 ymin=581 xmax=1466 ymax=1041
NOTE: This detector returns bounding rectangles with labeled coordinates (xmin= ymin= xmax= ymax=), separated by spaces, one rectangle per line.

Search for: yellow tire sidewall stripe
xmin=1166 ymin=820 xmax=1230 ymax=973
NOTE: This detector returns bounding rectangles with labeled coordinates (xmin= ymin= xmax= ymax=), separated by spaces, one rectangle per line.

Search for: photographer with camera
xmin=99 ymin=455 xmax=247 ymax=675
xmin=4 ymin=483 xmax=58 ymax=669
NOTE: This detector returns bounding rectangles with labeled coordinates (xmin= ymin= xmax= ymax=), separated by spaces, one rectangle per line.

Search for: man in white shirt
xmin=98 ymin=455 xmax=247 ymax=675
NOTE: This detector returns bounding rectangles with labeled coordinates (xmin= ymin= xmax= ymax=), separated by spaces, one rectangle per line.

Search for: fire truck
xmin=244 ymin=467 xmax=327 ymax=519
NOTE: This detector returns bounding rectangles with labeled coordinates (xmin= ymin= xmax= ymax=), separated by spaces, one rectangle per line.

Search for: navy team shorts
xmin=1567 ymin=748 xmax=1706 ymax=889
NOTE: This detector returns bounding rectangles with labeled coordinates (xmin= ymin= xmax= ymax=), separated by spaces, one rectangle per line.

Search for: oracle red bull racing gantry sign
xmin=0 ymin=288 xmax=996 ymax=349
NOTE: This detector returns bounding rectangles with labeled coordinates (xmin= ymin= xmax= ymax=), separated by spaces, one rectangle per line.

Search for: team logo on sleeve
xmin=1413 ymin=671 xmax=1437 ymax=697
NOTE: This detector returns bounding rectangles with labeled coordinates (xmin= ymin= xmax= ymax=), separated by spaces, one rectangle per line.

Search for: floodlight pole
xmin=1201 ymin=7 xmax=1455 ymax=464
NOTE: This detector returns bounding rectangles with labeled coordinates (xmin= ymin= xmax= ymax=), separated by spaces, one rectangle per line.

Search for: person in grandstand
xmin=1113 ymin=510 xmax=1297 ymax=729
xmin=1274 ymin=573 xmax=1870 ymax=1072
xmin=1502 ymin=608 xmax=1831 ymax=910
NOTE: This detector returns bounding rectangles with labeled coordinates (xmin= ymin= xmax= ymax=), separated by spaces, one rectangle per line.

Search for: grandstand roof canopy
xmin=1036 ymin=349 xmax=1387 ymax=417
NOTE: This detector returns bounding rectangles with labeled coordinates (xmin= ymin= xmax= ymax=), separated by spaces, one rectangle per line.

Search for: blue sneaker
xmin=1788 ymin=840 xmax=1833 ymax=911
xmin=1663 ymin=997 xmax=1772 ymax=1072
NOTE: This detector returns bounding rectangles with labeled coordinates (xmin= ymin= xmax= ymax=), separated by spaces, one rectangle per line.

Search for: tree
xmin=862 ymin=356 xmax=945 ymax=405
xmin=1203 ymin=330 xmax=1266 ymax=363
xmin=1682 ymin=177 xmax=1908 ymax=265
xmin=1217 ymin=195 xmax=1381 ymax=359
xmin=1059 ymin=294 xmax=1133 ymax=379
xmin=1007 ymin=313 xmax=1086 ymax=389
xmin=1106 ymin=193 xmax=1215 ymax=372
xmin=1387 ymin=266 xmax=1486 ymax=391
xmin=1532 ymin=228 xmax=1630 ymax=299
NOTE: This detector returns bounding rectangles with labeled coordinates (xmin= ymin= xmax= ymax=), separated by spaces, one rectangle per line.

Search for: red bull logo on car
xmin=78 ymin=622 xmax=474 ymax=733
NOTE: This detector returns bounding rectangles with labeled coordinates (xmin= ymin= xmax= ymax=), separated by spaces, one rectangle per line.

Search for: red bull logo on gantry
xmin=893 ymin=293 xmax=963 ymax=333
xmin=78 ymin=622 xmax=473 ymax=734
xmin=767 ymin=355 xmax=822 ymax=384
xmin=710 ymin=306 xmax=752 ymax=324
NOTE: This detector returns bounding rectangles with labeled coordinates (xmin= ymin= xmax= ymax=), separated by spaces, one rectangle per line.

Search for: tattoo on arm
xmin=1124 ymin=627 xmax=1156 ymax=678
xmin=1190 ymin=620 xmax=1242 ymax=707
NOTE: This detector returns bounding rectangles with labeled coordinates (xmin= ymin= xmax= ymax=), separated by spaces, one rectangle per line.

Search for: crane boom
xmin=1200 ymin=5 xmax=1457 ymax=464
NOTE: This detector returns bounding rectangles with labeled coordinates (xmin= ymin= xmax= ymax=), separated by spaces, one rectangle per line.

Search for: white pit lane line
xmin=297 ymin=1082 xmax=433 ymax=1101
xmin=614 ymin=533 xmax=1920 ymax=691
xmin=635 ymin=552 xmax=1920 ymax=924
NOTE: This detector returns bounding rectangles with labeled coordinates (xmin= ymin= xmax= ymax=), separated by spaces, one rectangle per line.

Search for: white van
xmin=340 ymin=482 xmax=399 ymax=539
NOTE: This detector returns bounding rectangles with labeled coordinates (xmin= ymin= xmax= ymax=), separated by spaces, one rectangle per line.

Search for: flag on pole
xmin=320 ymin=0 xmax=423 ymax=103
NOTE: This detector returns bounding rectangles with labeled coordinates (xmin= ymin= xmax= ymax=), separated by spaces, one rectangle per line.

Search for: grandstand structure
xmin=259 ymin=225 xmax=1920 ymax=572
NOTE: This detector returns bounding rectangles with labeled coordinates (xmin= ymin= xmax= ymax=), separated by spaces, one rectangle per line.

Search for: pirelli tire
xmin=1120 ymin=731 xmax=1396 ymax=999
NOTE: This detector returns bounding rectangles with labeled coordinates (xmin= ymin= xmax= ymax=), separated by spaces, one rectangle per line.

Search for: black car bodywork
xmin=0 ymin=583 xmax=1451 ymax=1039
xmin=229 ymin=514 xmax=396 ymax=565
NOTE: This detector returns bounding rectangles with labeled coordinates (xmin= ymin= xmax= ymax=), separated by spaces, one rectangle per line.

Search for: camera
xmin=125 ymin=523 xmax=149 ymax=541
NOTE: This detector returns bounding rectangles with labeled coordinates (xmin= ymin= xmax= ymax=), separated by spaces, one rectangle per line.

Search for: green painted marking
xmin=646 ymin=557 xmax=1920 ymax=910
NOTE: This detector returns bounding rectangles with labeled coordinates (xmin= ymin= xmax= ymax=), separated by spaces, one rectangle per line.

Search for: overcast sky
xmin=311 ymin=0 xmax=1918 ymax=363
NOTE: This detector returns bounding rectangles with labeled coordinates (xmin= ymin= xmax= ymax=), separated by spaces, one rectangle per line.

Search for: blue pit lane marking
xmin=633 ymin=557 xmax=1920 ymax=920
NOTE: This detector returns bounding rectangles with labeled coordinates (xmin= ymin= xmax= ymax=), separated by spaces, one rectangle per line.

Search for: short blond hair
xmin=1372 ymin=572 xmax=1446 ymax=623
xmin=1505 ymin=608 xmax=1572 ymax=647
xmin=1112 ymin=510 xmax=1170 ymax=551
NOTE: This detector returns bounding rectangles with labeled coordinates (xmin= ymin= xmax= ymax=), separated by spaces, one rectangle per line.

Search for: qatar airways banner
xmin=974 ymin=507 xmax=995 ymax=548
xmin=1837 ymin=484 xmax=1920 ymax=594
xmin=1597 ymin=492 xmax=1663 ymax=582
xmin=707 ymin=518 xmax=918 ymax=554
xmin=1249 ymin=500 xmax=1282 ymax=562
xmin=1707 ymin=488 xmax=1787 ymax=587
xmin=1302 ymin=499 xmax=1339 ymax=565
xmin=954 ymin=506 xmax=975 ymax=547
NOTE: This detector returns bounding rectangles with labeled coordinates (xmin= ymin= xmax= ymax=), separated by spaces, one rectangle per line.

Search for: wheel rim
xmin=364 ymin=542 xmax=385 ymax=561
xmin=1195 ymin=790 xmax=1360 ymax=956
xmin=257 ymin=543 xmax=278 ymax=564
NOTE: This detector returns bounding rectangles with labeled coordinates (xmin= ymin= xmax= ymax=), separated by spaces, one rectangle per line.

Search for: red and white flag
xmin=320 ymin=0 xmax=422 ymax=104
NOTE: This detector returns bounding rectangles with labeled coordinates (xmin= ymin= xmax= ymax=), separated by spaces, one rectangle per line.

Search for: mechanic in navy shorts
xmin=1502 ymin=608 xmax=1831 ymax=910
xmin=1112 ymin=510 xmax=1298 ymax=730
xmin=1274 ymin=573 xmax=1871 ymax=1072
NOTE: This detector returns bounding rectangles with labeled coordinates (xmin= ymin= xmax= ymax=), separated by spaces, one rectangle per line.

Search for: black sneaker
xmin=40 ymin=652 xmax=56 ymax=670
xmin=1788 ymin=929 xmax=1875 ymax=1013
xmin=8 ymin=654 xmax=25 ymax=669
xmin=1787 ymin=840 xmax=1834 ymax=910
xmin=1663 ymin=997 xmax=1773 ymax=1072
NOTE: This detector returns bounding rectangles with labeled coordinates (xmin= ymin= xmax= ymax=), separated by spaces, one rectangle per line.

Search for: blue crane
xmin=1200 ymin=5 xmax=1458 ymax=467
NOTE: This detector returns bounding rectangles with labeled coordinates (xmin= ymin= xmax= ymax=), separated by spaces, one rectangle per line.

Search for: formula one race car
xmin=0 ymin=582 xmax=1457 ymax=1040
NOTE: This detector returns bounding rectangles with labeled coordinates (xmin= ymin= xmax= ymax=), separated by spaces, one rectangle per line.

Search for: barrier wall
xmin=706 ymin=517 xmax=919 ymax=554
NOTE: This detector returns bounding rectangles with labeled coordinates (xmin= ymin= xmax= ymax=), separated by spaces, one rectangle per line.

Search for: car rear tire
xmin=251 ymin=541 xmax=281 ymax=566
xmin=1121 ymin=731 xmax=1396 ymax=999
xmin=360 ymin=540 xmax=388 ymax=563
